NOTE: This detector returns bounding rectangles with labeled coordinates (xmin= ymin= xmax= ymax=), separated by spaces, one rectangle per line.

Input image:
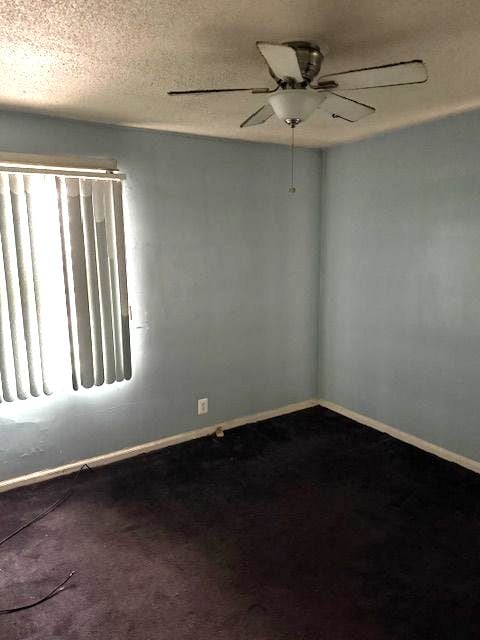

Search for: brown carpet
xmin=0 ymin=406 xmax=479 ymax=639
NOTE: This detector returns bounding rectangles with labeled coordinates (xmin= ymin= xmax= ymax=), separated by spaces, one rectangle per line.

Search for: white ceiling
xmin=1 ymin=1 xmax=480 ymax=147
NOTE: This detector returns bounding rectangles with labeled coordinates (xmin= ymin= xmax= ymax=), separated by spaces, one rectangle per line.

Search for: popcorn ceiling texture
xmin=0 ymin=0 xmax=480 ymax=146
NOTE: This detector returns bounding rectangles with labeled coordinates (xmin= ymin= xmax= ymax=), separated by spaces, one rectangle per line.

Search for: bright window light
xmin=0 ymin=164 xmax=131 ymax=402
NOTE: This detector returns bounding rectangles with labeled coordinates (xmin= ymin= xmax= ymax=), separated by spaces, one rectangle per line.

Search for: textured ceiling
xmin=1 ymin=1 xmax=480 ymax=147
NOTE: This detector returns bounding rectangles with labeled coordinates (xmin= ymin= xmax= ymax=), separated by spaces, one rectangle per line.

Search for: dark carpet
xmin=1 ymin=406 xmax=479 ymax=639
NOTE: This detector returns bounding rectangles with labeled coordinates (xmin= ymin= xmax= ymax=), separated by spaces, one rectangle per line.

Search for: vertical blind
xmin=0 ymin=170 xmax=131 ymax=402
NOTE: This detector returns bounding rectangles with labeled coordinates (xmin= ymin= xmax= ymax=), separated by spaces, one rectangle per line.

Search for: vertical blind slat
xmin=65 ymin=178 xmax=94 ymax=389
xmin=24 ymin=175 xmax=70 ymax=395
xmin=56 ymin=177 xmax=80 ymax=391
xmin=0 ymin=171 xmax=130 ymax=399
xmin=10 ymin=174 xmax=44 ymax=397
xmin=104 ymin=181 xmax=124 ymax=381
xmin=0 ymin=174 xmax=30 ymax=399
xmin=25 ymin=175 xmax=51 ymax=395
xmin=112 ymin=181 xmax=132 ymax=380
xmin=0 ymin=227 xmax=16 ymax=401
xmin=79 ymin=179 xmax=104 ymax=386
xmin=92 ymin=181 xmax=116 ymax=384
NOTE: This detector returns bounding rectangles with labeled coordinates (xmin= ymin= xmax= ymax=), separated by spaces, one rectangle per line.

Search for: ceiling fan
xmin=168 ymin=41 xmax=428 ymax=128
xmin=168 ymin=41 xmax=428 ymax=190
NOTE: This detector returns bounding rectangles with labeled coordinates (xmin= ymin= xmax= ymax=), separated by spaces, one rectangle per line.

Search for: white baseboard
xmin=0 ymin=399 xmax=318 ymax=494
xmin=4 ymin=397 xmax=476 ymax=494
xmin=317 ymin=399 xmax=480 ymax=475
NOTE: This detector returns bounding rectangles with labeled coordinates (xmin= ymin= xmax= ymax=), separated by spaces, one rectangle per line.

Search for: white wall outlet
xmin=197 ymin=397 xmax=208 ymax=415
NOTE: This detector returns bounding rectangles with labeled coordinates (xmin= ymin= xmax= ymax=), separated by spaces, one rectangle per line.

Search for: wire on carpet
xmin=0 ymin=464 xmax=92 ymax=614
xmin=0 ymin=571 xmax=76 ymax=615
xmin=0 ymin=464 xmax=92 ymax=548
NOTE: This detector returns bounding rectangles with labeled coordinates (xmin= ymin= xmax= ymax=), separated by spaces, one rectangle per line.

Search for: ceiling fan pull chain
xmin=289 ymin=124 xmax=296 ymax=194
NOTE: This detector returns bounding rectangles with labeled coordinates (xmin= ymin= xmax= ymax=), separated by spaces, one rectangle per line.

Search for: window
xmin=0 ymin=156 xmax=131 ymax=401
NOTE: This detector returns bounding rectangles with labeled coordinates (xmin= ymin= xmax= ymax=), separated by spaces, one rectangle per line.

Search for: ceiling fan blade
xmin=319 ymin=92 xmax=375 ymax=122
xmin=316 ymin=60 xmax=427 ymax=90
xmin=168 ymin=87 xmax=271 ymax=95
xmin=256 ymin=42 xmax=303 ymax=82
xmin=240 ymin=103 xmax=274 ymax=128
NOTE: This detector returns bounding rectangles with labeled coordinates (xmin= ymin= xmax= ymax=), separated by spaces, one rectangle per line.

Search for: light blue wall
xmin=319 ymin=109 xmax=480 ymax=461
xmin=0 ymin=111 xmax=322 ymax=481
xmin=7 ymin=104 xmax=478 ymax=481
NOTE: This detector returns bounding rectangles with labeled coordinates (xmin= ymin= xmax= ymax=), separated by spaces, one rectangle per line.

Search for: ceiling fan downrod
xmin=289 ymin=123 xmax=297 ymax=194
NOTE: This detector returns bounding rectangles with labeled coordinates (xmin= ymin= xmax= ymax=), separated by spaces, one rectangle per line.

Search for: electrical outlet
xmin=197 ymin=397 xmax=208 ymax=415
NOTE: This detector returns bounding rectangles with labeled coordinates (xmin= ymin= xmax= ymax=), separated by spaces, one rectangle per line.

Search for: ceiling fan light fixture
xmin=268 ymin=89 xmax=326 ymax=126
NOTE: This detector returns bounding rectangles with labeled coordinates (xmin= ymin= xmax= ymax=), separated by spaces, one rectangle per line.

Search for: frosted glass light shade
xmin=268 ymin=89 xmax=326 ymax=125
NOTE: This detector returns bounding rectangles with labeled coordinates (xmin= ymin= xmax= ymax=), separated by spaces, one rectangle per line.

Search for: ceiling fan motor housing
xmin=282 ymin=41 xmax=324 ymax=83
